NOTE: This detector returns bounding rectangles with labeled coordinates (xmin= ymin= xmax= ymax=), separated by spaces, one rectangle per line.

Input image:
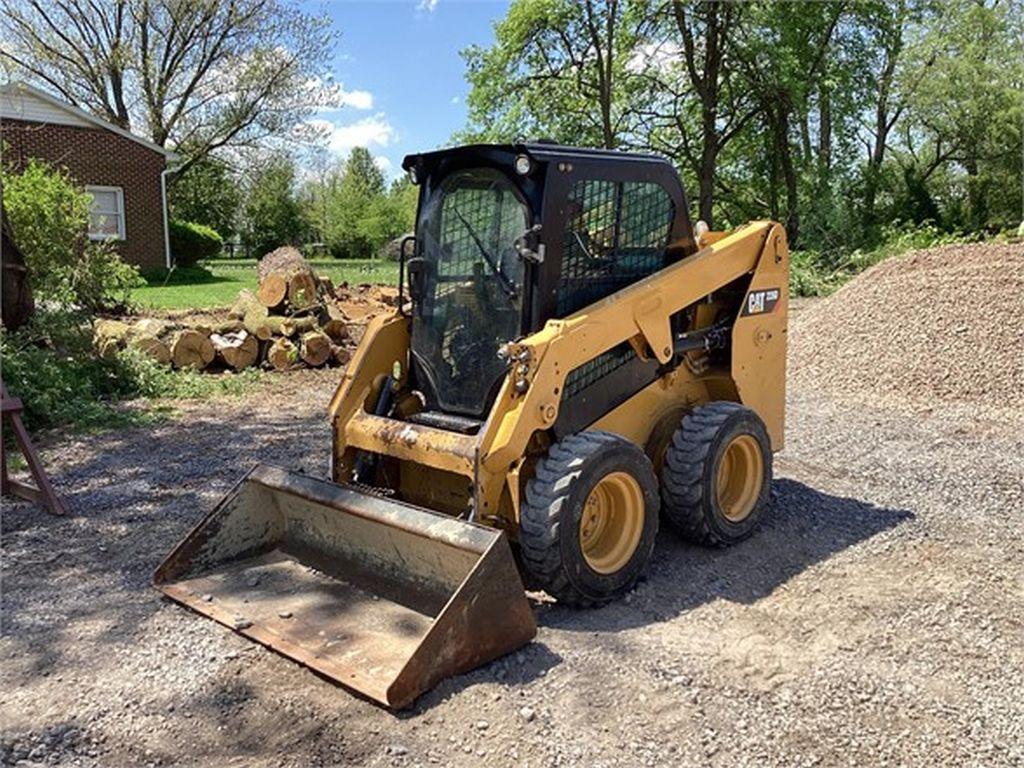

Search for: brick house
xmin=1 ymin=82 xmax=178 ymax=271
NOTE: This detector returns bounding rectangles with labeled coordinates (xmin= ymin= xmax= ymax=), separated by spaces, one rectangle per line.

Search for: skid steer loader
xmin=155 ymin=142 xmax=788 ymax=709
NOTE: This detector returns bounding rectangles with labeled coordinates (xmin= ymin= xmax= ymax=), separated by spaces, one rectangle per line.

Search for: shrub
xmin=1 ymin=158 xmax=142 ymax=312
xmin=169 ymin=219 xmax=223 ymax=266
xmin=0 ymin=309 xmax=259 ymax=432
xmin=789 ymin=221 xmax=977 ymax=297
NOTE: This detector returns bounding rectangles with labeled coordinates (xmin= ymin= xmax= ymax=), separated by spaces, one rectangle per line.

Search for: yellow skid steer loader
xmin=155 ymin=142 xmax=788 ymax=709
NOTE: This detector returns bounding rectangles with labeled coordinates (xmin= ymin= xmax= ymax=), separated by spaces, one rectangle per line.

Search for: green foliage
xmin=169 ymin=219 xmax=224 ymax=266
xmin=461 ymin=0 xmax=642 ymax=148
xmin=790 ymin=222 xmax=973 ymax=297
xmin=240 ymin=155 xmax=305 ymax=257
xmin=0 ymin=309 xmax=258 ymax=432
xmin=169 ymin=158 xmax=240 ymax=237
xmin=302 ymin=149 xmax=416 ymax=259
xmin=1 ymin=158 xmax=143 ymax=312
xmin=463 ymin=0 xmax=1023 ymax=255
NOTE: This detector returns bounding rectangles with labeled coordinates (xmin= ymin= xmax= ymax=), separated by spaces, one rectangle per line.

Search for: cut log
xmin=319 ymin=302 xmax=350 ymax=342
xmin=266 ymin=337 xmax=299 ymax=371
xmin=212 ymin=319 xmax=244 ymax=335
xmin=317 ymin=274 xmax=335 ymax=296
xmin=229 ymin=289 xmax=262 ymax=320
xmin=211 ymin=330 xmax=259 ymax=371
xmin=257 ymin=272 xmax=288 ymax=309
xmin=291 ymin=316 xmax=320 ymax=334
xmin=299 ymin=330 xmax=332 ymax=367
xmin=95 ymin=337 xmax=122 ymax=360
xmin=131 ymin=335 xmax=172 ymax=365
xmin=171 ymin=329 xmax=215 ymax=370
xmin=320 ymin=319 xmax=347 ymax=343
xmin=94 ymin=318 xmax=131 ymax=342
xmin=331 ymin=344 xmax=352 ymax=367
xmin=128 ymin=318 xmax=171 ymax=340
xmin=257 ymin=246 xmax=306 ymax=282
xmin=263 ymin=315 xmax=296 ymax=338
xmin=243 ymin=304 xmax=271 ymax=340
xmin=93 ymin=319 xmax=131 ymax=358
xmin=287 ymin=271 xmax=319 ymax=309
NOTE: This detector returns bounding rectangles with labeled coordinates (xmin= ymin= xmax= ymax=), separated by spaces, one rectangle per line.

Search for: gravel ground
xmin=791 ymin=242 xmax=1024 ymax=417
xmin=3 ymin=302 xmax=1023 ymax=767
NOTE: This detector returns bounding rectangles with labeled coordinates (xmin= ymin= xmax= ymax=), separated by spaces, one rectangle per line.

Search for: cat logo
xmin=741 ymin=288 xmax=780 ymax=317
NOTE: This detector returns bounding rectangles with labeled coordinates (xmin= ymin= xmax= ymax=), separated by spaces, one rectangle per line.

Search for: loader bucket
xmin=154 ymin=464 xmax=536 ymax=709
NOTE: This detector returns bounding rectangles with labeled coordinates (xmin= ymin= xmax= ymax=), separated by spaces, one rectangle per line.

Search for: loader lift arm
xmin=478 ymin=220 xmax=786 ymax=473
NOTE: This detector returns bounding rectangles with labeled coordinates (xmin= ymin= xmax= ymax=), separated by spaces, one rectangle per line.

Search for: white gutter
xmin=160 ymin=166 xmax=176 ymax=269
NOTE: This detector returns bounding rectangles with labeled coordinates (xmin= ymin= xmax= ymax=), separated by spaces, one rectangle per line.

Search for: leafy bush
xmin=1 ymin=309 xmax=258 ymax=432
xmin=1 ymin=158 xmax=143 ymax=312
xmin=169 ymin=219 xmax=224 ymax=266
xmin=790 ymin=222 xmax=975 ymax=297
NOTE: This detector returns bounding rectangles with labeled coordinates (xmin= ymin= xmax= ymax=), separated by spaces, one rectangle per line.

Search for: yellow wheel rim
xmin=716 ymin=434 xmax=764 ymax=522
xmin=579 ymin=471 xmax=644 ymax=574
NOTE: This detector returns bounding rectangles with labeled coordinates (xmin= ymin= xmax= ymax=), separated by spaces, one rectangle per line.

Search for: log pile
xmin=94 ymin=249 xmax=394 ymax=373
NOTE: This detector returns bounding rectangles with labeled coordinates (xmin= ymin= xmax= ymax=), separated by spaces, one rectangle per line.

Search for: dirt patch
xmin=790 ymin=242 xmax=1024 ymax=415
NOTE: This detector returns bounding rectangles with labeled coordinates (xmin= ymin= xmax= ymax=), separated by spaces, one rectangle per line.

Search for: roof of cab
xmin=401 ymin=141 xmax=672 ymax=172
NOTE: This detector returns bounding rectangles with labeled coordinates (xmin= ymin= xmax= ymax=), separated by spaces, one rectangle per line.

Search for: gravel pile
xmin=790 ymin=242 xmax=1024 ymax=411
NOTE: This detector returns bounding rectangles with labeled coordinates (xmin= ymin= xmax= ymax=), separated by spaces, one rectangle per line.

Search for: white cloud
xmin=450 ymin=95 xmax=461 ymax=105
xmin=338 ymin=88 xmax=373 ymax=110
xmin=417 ymin=0 xmax=439 ymax=12
xmin=304 ymin=115 xmax=397 ymax=155
xmin=373 ymin=155 xmax=394 ymax=175
xmin=306 ymin=75 xmax=374 ymax=110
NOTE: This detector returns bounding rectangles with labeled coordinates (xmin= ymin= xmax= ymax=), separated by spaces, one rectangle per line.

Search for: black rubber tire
xmin=519 ymin=430 xmax=659 ymax=607
xmin=660 ymin=401 xmax=772 ymax=546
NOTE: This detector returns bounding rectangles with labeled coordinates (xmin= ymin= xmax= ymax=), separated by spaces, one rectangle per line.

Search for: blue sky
xmin=304 ymin=0 xmax=510 ymax=178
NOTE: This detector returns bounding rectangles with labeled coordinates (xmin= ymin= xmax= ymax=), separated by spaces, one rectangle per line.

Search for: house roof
xmin=0 ymin=81 xmax=179 ymax=161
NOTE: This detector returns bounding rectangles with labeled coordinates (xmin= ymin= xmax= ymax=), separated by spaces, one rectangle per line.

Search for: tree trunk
xmin=131 ymin=336 xmax=172 ymax=365
xmin=818 ymin=84 xmax=832 ymax=174
xmin=212 ymin=331 xmax=259 ymax=371
xmin=287 ymin=271 xmax=319 ymax=310
xmin=299 ymin=330 xmax=332 ymax=367
xmin=171 ymin=329 xmax=215 ymax=370
xmin=771 ymin=103 xmax=800 ymax=246
xmin=267 ymin=337 xmax=298 ymax=371
xmin=257 ymin=273 xmax=288 ymax=309
xmin=1 ymin=222 xmax=34 ymax=331
xmin=698 ymin=133 xmax=718 ymax=227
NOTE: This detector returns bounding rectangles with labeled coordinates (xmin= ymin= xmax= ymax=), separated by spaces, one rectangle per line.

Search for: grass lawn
xmin=133 ymin=259 xmax=399 ymax=310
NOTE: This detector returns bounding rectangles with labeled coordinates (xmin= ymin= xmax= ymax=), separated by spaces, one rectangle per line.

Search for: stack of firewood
xmin=95 ymin=247 xmax=374 ymax=373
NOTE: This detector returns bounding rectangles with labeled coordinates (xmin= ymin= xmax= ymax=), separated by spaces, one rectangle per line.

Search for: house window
xmin=85 ymin=186 xmax=125 ymax=240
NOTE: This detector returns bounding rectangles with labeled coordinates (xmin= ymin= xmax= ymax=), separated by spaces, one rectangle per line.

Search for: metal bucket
xmin=153 ymin=464 xmax=536 ymax=709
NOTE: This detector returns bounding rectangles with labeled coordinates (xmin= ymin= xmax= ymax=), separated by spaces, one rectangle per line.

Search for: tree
xmin=168 ymin=157 xmax=240 ymax=238
xmin=633 ymin=1 xmax=756 ymax=227
xmin=894 ymin=0 xmax=1023 ymax=231
xmin=1 ymin=0 xmax=336 ymax=173
xmin=462 ymin=0 xmax=642 ymax=148
xmin=328 ymin=147 xmax=387 ymax=258
xmin=240 ymin=155 xmax=304 ymax=257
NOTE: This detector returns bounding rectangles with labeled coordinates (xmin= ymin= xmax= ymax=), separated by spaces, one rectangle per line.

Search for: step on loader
xmin=155 ymin=142 xmax=789 ymax=709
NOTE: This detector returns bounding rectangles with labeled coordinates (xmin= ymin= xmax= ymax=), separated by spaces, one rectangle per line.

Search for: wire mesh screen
xmin=563 ymin=341 xmax=636 ymax=399
xmin=556 ymin=180 xmax=675 ymax=317
xmin=558 ymin=179 xmax=674 ymax=399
